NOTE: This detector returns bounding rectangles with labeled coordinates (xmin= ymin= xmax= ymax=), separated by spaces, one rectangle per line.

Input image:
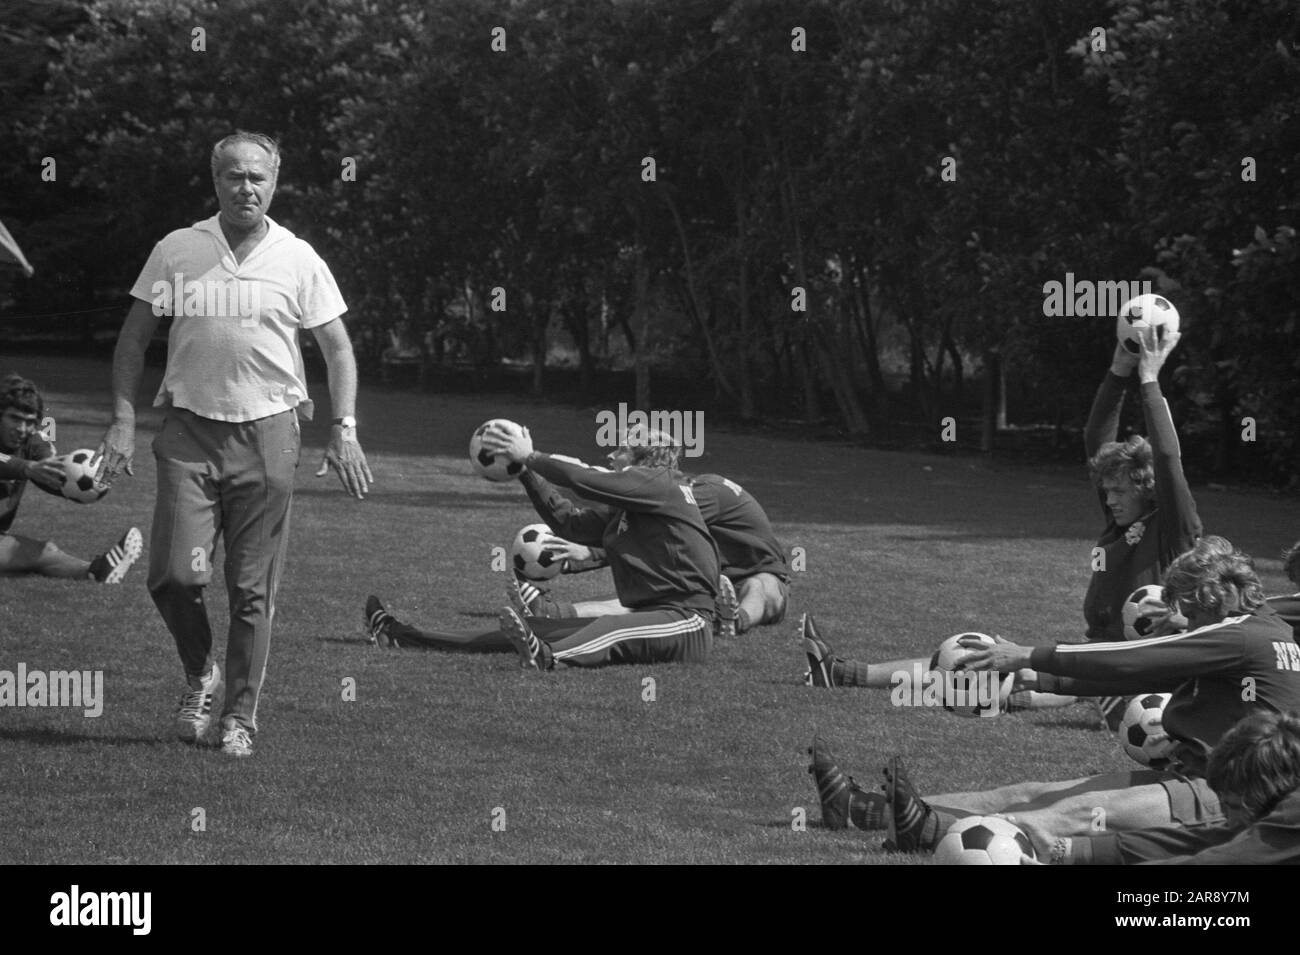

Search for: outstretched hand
xmin=962 ymin=639 xmax=1033 ymax=673
xmin=94 ymin=419 xmax=136 ymax=484
xmin=316 ymin=429 xmax=373 ymax=499
xmin=24 ymin=458 xmax=65 ymax=493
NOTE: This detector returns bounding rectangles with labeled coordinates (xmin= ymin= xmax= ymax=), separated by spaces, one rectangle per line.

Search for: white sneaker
xmin=221 ymin=725 xmax=254 ymax=758
xmin=176 ymin=663 xmax=222 ymax=743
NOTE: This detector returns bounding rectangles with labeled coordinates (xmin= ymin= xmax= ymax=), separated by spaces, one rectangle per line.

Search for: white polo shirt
xmin=129 ymin=215 xmax=346 ymax=422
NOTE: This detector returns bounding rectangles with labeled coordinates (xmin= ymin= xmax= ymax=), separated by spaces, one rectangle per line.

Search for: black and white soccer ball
xmin=928 ymin=632 xmax=1014 ymax=718
xmin=469 ymin=419 xmax=525 ymax=482
xmin=1117 ymin=294 xmax=1180 ymax=354
xmin=935 ymin=815 xmax=1036 ymax=865
xmin=1119 ymin=692 xmax=1176 ymax=768
xmin=55 ymin=449 xmax=110 ymax=504
xmin=511 ymin=523 xmax=563 ymax=581
xmin=1121 ymin=584 xmax=1188 ymax=640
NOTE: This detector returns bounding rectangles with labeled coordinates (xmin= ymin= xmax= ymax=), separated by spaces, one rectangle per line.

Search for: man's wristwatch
xmin=332 ymin=416 xmax=357 ymax=433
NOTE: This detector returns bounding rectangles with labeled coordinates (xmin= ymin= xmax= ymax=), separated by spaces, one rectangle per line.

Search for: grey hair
xmin=210 ymin=130 xmax=281 ymax=178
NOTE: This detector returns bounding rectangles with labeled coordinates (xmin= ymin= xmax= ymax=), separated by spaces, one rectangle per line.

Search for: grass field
xmin=1 ymin=352 xmax=1295 ymax=865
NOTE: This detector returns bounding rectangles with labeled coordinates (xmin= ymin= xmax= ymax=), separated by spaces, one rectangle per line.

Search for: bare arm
xmin=310 ymin=317 xmax=372 ymax=500
xmin=96 ymin=298 xmax=161 ymax=481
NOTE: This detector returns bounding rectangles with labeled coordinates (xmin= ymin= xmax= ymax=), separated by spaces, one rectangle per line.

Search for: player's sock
xmin=1005 ymin=690 xmax=1078 ymax=711
xmin=838 ymin=659 xmax=926 ymax=689
xmin=837 ymin=660 xmax=874 ymax=686
xmin=883 ymin=757 xmax=947 ymax=853
xmin=808 ymin=736 xmax=887 ymax=830
xmin=537 ymin=594 xmax=577 ymax=618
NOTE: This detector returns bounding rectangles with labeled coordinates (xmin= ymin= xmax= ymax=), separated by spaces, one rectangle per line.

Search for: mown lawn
xmin=0 ymin=352 xmax=1294 ymax=865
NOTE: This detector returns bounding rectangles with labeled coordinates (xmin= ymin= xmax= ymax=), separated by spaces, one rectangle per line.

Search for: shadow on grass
xmin=289 ymin=489 xmax=518 ymax=508
xmin=0 ymin=725 xmax=162 ymax=747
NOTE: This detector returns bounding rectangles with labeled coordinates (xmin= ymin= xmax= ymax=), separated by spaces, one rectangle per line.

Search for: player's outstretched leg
xmin=499 ymin=606 xmax=554 ymax=670
xmin=1004 ymin=689 xmax=1081 ymax=713
xmin=884 ymin=757 xmax=959 ymax=853
xmin=801 ymin=614 xmax=841 ymax=687
xmin=87 ymin=526 xmax=143 ymax=584
xmin=716 ymin=575 xmax=739 ymax=639
xmin=176 ymin=662 xmax=222 ymax=745
xmin=807 ymin=736 xmax=887 ymax=830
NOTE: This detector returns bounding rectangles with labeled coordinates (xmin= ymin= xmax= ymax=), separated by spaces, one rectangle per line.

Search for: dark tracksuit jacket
xmin=1033 ymin=609 xmax=1300 ymax=774
xmin=688 ymin=473 xmax=790 ymax=580
xmin=0 ymin=434 xmax=55 ymax=534
xmin=1082 ymin=374 xmax=1202 ymax=641
xmin=520 ymin=454 xmax=718 ymax=617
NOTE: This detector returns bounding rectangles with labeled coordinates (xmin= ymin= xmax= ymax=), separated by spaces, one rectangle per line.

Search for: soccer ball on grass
xmin=935 ymin=815 xmax=1036 ymax=865
xmin=928 ymin=632 xmax=1015 ymax=718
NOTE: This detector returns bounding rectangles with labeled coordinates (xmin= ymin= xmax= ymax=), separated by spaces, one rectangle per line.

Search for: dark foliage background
xmin=2 ymin=0 xmax=1297 ymax=482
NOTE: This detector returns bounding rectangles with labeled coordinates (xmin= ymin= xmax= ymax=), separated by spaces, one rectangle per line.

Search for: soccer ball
xmin=1121 ymin=584 xmax=1189 ymax=640
xmin=55 ymin=449 xmax=110 ymax=504
xmin=469 ymin=419 xmax=524 ymax=482
xmin=511 ymin=523 xmax=563 ymax=581
xmin=1117 ymin=294 xmax=1180 ymax=354
xmin=935 ymin=816 xmax=1036 ymax=865
xmin=1119 ymin=693 xmax=1176 ymax=768
xmin=928 ymin=632 xmax=1015 ymax=718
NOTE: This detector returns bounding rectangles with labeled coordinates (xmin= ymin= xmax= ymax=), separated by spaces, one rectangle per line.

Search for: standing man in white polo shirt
xmin=95 ymin=130 xmax=372 ymax=757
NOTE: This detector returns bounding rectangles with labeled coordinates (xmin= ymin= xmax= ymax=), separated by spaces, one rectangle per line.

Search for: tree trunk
xmin=948 ymin=340 xmax=963 ymax=407
xmin=662 ymin=184 xmax=736 ymax=400
xmin=798 ymin=338 xmax=821 ymax=424
xmin=814 ymin=330 xmax=870 ymax=437
xmin=981 ymin=348 xmax=1001 ymax=453
xmin=735 ymin=192 xmax=755 ymax=420
xmin=531 ymin=305 xmax=546 ymax=396
xmin=634 ymin=243 xmax=651 ymax=410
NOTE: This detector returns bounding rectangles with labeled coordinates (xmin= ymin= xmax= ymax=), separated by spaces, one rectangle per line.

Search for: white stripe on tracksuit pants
xmin=546 ymin=608 xmax=712 ymax=666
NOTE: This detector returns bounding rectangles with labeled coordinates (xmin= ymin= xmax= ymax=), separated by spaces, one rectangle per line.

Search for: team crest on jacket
xmin=1124 ymin=520 xmax=1146 ymax=546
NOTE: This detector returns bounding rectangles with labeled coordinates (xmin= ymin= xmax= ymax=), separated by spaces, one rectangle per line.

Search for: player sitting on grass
xmin=801 ymin=326 xmax=1201 ymax=724
xmin=806 ymin=536 xmax=1300 ymax=849
xmin=512 ymin=463 xmax=790 ymax=639
xmin=1022 ymin=709 xmax=1300 ymax=864
xmin=365 ymin=422 xmax=719 ymax=669
xmin=0 ymin=373 xmax=141 ymax=583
